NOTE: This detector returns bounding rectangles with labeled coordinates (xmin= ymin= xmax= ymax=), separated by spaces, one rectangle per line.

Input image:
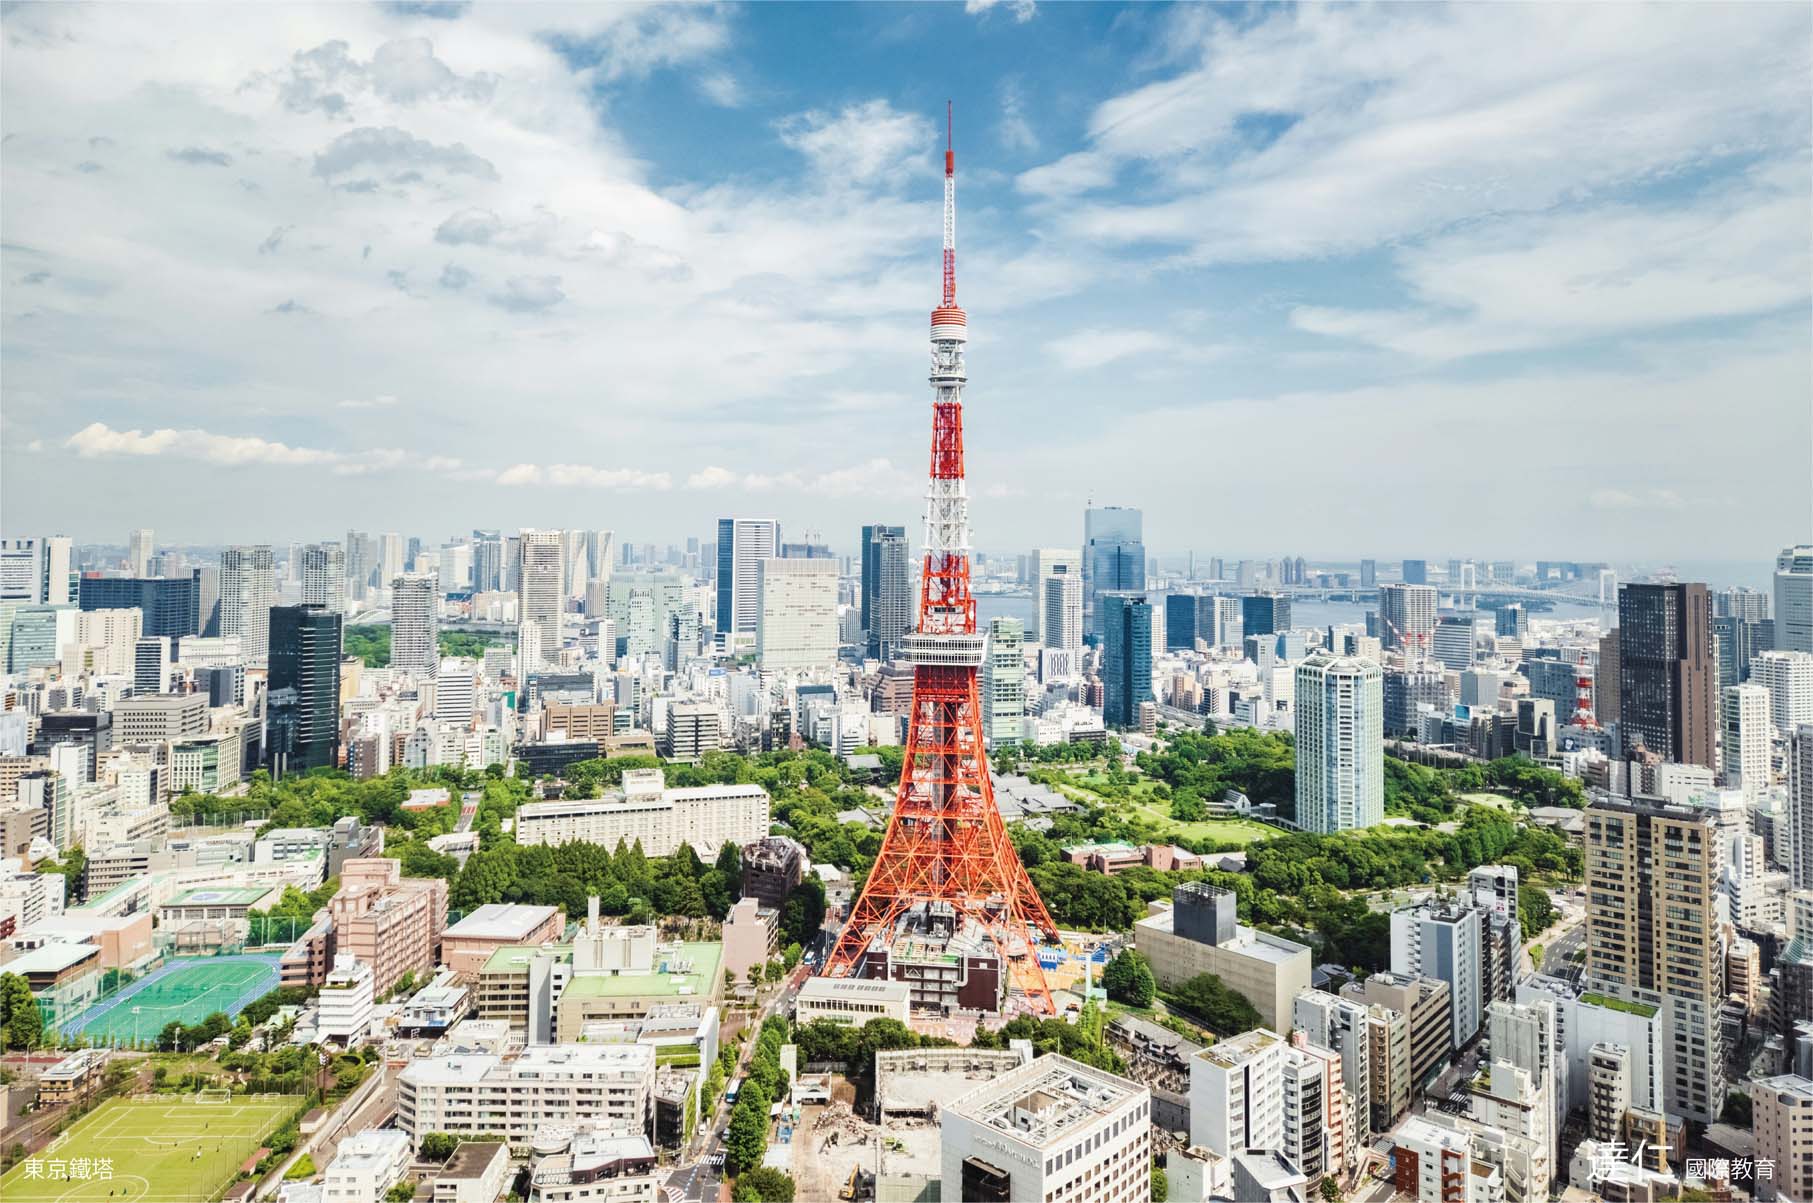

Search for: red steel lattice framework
xmin=822 ymin=106 xmax=1060 ymax=1014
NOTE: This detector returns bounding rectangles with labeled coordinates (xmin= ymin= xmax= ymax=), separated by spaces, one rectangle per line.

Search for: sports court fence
xmin=55 ymin=954 xmax=283 ymax=1047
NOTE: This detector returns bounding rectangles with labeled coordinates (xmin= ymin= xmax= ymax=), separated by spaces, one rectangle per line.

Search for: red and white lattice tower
xmin=1572 ymin=649 xmax=1597 ymax=728
xmin=822 ymin=105 xmax=1060 ymax=1014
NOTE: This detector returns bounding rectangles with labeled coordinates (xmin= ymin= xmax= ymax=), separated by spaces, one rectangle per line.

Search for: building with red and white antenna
xmin=820 ymin=106 xmax=1061 ymax=1016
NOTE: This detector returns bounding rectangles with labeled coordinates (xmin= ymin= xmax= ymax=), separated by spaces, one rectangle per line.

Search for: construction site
xmin=790 ymin=1044 xmax=1035 ymax=1203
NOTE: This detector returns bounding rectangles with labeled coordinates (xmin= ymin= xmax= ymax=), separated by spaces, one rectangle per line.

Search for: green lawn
xmin=1056 ymin=770 xmax=1279 ymax=846
xmin=1130 ymin=805 xmax=1280 ymax=845
xmin=1459 ymin=792 xmax=1520 ymax=812
xmin=1 ymin=1096 xmax=302 ymax=1202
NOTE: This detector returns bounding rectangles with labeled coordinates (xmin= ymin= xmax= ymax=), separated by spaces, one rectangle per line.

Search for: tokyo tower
xmin=821 ymin=105 xmax=1061 ymax=1015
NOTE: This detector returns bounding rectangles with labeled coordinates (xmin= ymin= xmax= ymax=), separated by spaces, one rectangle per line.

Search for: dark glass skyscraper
xmin=1165 ymin=592 xmax=1199 ymax=652
xmin=78 ymin=573 xmax=201 ymax=637
xmin=266 ymin=604 xmax=342 ymax=777
xmin=1402 ymin=559 xmax=1428 ymax=585
xmin=1083 ymin=506 xmax=1145 ymax=640
xmin=1241 ymin=593 xmax=1292 ymax=637
xmin=1101 ymin=592 xmax=1153 ymax=729
xmin=860 ymin=523 xmax=911 ymax=661
xmin=1617 ymin=582 xmax=1715 ymax=768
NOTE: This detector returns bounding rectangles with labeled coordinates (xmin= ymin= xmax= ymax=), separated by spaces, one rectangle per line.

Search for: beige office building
xmin=1134 ymin=887 xmax=1311 ymax=1032
xmin=1342 ymin=972 xmax=1452 ymax=1094
xmin=1583 ymin=798 xmax=1726 ymax=1124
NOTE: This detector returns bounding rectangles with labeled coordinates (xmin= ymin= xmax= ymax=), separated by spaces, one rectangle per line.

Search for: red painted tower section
xmin=822 ymin=107 xmax=1060 ymax=1016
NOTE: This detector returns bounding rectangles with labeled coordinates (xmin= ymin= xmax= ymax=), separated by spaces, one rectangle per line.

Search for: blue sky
xmin=2 ymin=1 xmax=1809 ymax=561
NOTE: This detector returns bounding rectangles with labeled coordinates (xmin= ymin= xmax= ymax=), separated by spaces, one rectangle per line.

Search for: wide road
xmin=667 ymin=963 xmax=812 ymax=1203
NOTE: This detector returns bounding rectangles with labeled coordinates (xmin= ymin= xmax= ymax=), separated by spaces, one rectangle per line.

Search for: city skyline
xmin=4 ymin=3 xmax=1809 ymax=554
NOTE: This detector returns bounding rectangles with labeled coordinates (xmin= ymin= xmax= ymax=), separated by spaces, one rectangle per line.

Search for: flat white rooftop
xmin=444 ymin=902 xmax=559 ymax=941
xmin=948 ymin=1053 xmax=1146 ymax=1149
xmin=798 ymin=977 xmax=911 ymax=1001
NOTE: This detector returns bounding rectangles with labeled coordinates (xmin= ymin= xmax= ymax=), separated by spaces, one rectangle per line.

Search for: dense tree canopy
xmin=1103 ymin=949 xmax=1156 ymax=1007
xmin=1134 ymin=729 xmax=1295 ymax=814
xmin=0 ymin=973 xmax=43 ymax=1050
xmin=1161 ymin=972 xmax=1262 ymax=1038
xmin=342 ymin=625 xmax=511 ymax=668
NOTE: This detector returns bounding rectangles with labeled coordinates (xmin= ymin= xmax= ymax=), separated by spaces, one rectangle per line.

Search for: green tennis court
xmin=0 ymin=1095 xmax=301 ymax=1202
xmin=62 ymin=956 xmax=280 ymax=1044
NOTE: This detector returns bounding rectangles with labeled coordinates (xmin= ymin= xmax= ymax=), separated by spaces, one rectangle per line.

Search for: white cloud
xmin=1289 ymin=177 xmax=1810 ymax=358
xmin=1041 ymin=329 xmax=1224 ymax=372
xmin=777 ymin=100 xmax=932 ymax=186
xmin=684 ymin=459 xmax=917 ymax=497
xmin=685 ymin=466 xmax=739 ymax=490
xmin=1028 ymin=5 xmax=1811 ymax=265
xmin=997 ymin=78 xmax=1037 ymax=154
xmin=337 ymin=393 xmax=399 ymax=410
xmin=2 ymin=3 xmax=1805 ymax=554
xmin=67 ymin=421 xmax=345 ymax=466
xmin=697 ymin=72 xmax=742 ymax=108
xmin=496 ymin=463 xmax=673 ymax=490
xmin=966 ymin=0 xmax=1036 ymax=24
xmin=488 ymin=275 xmax=565 ymax=313
xmin=311 ymin=124 xmax=497 ymax=181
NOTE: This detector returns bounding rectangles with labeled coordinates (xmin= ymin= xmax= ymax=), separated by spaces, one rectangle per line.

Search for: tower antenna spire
xmin=942 ymin=100 xmax=956 ymax=307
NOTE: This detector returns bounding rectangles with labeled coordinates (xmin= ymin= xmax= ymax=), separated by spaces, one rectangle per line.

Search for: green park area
xmin=0 ymin=1096 xmax=301 ymax=1203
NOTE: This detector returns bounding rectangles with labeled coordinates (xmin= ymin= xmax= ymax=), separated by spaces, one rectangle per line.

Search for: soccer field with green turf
xmin=0 ymin=1096 xmax=302 ymax=1203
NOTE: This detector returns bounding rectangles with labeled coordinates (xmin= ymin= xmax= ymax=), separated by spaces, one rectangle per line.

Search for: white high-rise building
xmin=982 ymin=617 xmax=1026 ymax=750
xmin=563 ymin=530 xmax=590 ymax=602
xmin=586 ymin=529 xmax=615 ymax=585
xmin=42 ymin=536 xmax=71 ymax=605
xmin=1295 ymin=654 xmax=1384 ymax=833
xmin=1379 ymin=584 xmax=1437 ymax=656
xmin=1778 ymin=545 xmax=1813 ymax=654
xmin=1210 ymin=594 xmax=1244 ymax=649
xmin=1027 ymin=548 xmax=1080 ymax=642
xmin=1392 ymin=900 xmax=1486 ymax=1050
xmin=436 ymin=543 xmax=472 ymax=595
xmin=73 ymin=607 xmax=142 ymax=673
xmin=1723 ymin=684 xmax=1773 ymax=800
xmin=319 ymin=954 xmax=375 ymax=1044
xmin=939 ymin=1055 xmax=1151 ymax=1203
xmin=1487 ymin=998 xmax=1563 ymax=1168
xmin=1041 ymin=568 xmax=1083 ymax=655
xmin=434 ymin=659 xmax=476 ymax=727
xmin=134 ymin=636 xmax=171 ymax=695
xmin=1293 ymin=988 xmax=1372 ymax=1143
xmin=218 ymin=545 xmax=275 ymax=665
xmin=1281 ymin=1045 xmax=1329 ymax=1185
xmin=391 ymin=572 xmax=440 ymax=680
xmin=301 ymin=542 xmax=347 ymax=613
xmin=516 ymin=620 xmax=543 ymax=678
xmin=517 ymin=530 xmax=564 ymax=668
xmin=378 ymin=532 xmax=405 ymax=588
xmin=127 ymin=528 xmax=155 ymax=578
xmin=716 ymin=518 xmax=780 ymax=635
xmin=0 ymin=537 xmax=44 ymax=602
xmin=1190 ymin=1028 xmax=1285 ymax=1157
xmin=754 ymin=558 xmax=838 ymax=671
xmin=1792 ymin=726 xmax=1813 ymax=892
xmin=1754 ymin=650 xmax=1813 ymax=738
